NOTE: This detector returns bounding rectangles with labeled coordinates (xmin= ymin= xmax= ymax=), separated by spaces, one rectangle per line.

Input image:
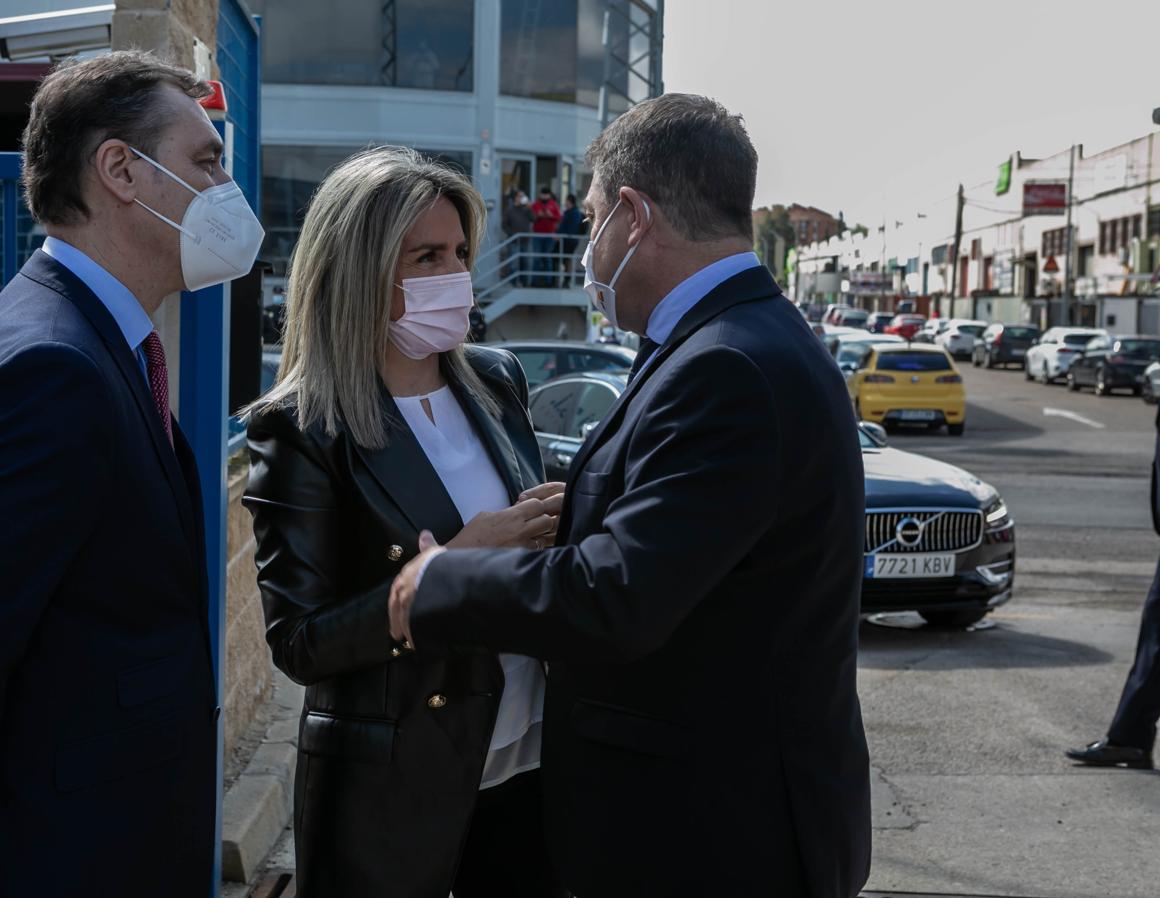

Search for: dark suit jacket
xmin=415 ymin=266 xmax=872 ymax=898
xmin=244 ymin=347 xmax=545 ymax=898
xmin=1152 ymin=404 xmax=1160 ymax=537
xmin=0 ymin=251 xmax=216 ymax=898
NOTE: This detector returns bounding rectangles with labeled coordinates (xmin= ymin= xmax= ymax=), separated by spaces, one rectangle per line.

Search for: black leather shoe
xmin=1065 ymin=739 xmax=1153 ymax=769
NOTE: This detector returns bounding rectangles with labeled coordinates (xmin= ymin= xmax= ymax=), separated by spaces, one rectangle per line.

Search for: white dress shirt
xmin=395 ymin=386 xmax=546 ymax=790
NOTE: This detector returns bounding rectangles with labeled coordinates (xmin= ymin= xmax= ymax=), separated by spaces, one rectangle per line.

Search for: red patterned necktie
xmin=141 ymin=331 xmax=174 ymax=447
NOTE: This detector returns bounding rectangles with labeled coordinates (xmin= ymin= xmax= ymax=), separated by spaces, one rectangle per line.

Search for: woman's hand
xmin=447 ymin=482 xmax=566 ymax=550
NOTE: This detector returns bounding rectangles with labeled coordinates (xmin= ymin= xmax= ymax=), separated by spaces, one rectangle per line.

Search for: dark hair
xmin=21 ymin=50 xmax=211 ymax=226
xmin=586 ymin=93 xmax=758 ymax=241
xmin=539 ymin=185 xmax=551 ymax=195
xmin=566 ymin=193 xmax=577 ymax=205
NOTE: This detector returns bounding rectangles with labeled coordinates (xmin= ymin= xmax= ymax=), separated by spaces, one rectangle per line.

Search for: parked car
xmin=822 ymin=304 xmax=858 ymax=325
xmin=848 ymin=344 xmax=966 ymax=435
xmin=493 ymin=340 xmax=636 ymax=389
xmin=859 ymin=423 xmax=1015 ymax=627
xmin=819 ymin=324 xmax=866 ymax=351
xmin=1066 ymin=335 xmax=1160 ymax=396
xmin=527 ymin=372 xmax=626 ymax=480
xmin=528 ymin=379 xmax=1014 ymax=629
xmin=1023 ymin=327 xmax=1107 ymax=383
xmin=832 ymin=333 xmax=905 ymax=379
xmin=972 ymin=323 xmax=1041 ymax=369
xmin=884 ymin=314 xmax=927 ymax=341
xmin=913 ymin=318 xmax=950 ymax=344
xmin=833 ymin=308 xmax=870 ymax=329
xmin=867 ymin=311 xmax=896 ymax=334
xmin=1142 ymin=362 xmax=1160 ymax=404
xmin=934 ymin=320 xmax=987 ymax=359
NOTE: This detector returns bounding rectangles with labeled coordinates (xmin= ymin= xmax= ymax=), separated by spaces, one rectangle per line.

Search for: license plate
xmin=899 ymin=409 xmax=936 ymax=421
xmin=866 ymin=553 xmax=956 ymax=579
xmin=1012 ymin=348 xmax=1025 ymax=357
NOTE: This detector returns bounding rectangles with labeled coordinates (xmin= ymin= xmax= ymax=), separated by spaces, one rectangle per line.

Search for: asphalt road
xmin=861 ymin=361 xmax=1160 ymax=898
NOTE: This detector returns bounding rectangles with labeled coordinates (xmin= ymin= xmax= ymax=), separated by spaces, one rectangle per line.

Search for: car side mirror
xmin=580 ymin=421 xmax=599 ymax=438
xmin=861 ymin=421 xmax=888 ymax=445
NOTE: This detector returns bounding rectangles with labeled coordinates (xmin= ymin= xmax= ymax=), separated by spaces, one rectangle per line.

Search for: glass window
xmin=563 ymin=350 xmax=632 ymax=376
xmin=509 ymin=349 xmax=560 ymax=388
xmin=529 ymin=382 xmax=578 ymax=435
xmin=251 ymin=0 xmax=473 ymax=90
xmin=501 ymin=0 xmax=578 ymax=103
xmin=876 ymin=352 xmax=952 ymax=372
xmin=1003 ymin=326 xmax=1039 ymax=340
xmin=1063 ymin=333 xmax=1098 ymax=347
xmin=957 ymin=325 xmax=985 ymax=337
xmin=569 ymin=383 xmax=618 ymax=436
xmin=261 ymin=145 xmax=472 ymax=276
xmin=1117 ymin=340 xmax=1160 ymax=360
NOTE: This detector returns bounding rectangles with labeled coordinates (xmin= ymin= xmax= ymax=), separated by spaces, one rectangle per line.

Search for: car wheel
xmin=1095 ymin=368 xmax=1109 ymax=396
xmin=1038 ymin=362 xmax=1052 ymax=385
xmin=947 ymin=422 xmax=965 ymax=436
xmin=972 ymin=350 xmax=982 ymax=367
xmin=985 ymin=351 xmax=995 ymax=369
xmin=1067 ymin=371 xmax=1079 ymax=392
xmin=920 ymin=609 xmax=988 ymax=628
xmin=1024 ymin=359 xmax=1034 ymax=381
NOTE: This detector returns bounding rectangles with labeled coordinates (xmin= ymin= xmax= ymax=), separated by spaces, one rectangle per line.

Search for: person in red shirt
xmin=531 ymin=187 xmax=562 ymax=286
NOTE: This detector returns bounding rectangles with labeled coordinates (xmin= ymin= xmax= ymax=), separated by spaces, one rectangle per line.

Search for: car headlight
xmin=984 ymin=498 xmax=1010 ymax=529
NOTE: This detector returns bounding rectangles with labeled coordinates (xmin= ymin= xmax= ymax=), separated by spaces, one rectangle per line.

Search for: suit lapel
xmin=350 ymin=386 xmax=465 ymax=545
xmin=20 ymin=252 xmax=199 ymax=548
xmin=565 ymin=266 xmax=783 ymax=481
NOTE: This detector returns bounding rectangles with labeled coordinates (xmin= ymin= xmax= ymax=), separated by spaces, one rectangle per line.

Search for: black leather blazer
xmin=244 ymin=346 xmax=545 ymax=898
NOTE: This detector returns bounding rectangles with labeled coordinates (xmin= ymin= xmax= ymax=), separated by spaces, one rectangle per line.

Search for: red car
xmin=885 ymin=314 xmax=927 ymax=341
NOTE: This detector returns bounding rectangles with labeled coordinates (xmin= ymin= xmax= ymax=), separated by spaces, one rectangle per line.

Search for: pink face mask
xmin=388 ymin=271 xmax=474 ymax=360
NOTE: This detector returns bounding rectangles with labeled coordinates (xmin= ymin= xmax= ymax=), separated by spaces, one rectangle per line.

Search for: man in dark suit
xmin=390 ymin=94 xmax=871 ymax=897
xmin=0 ymin=52 xmax=259 ymax=896
xmin=1067 ymin=404 xmax=1160 ymax=770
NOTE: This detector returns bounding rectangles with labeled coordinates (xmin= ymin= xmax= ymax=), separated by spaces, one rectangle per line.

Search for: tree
xmin=753 ymin=204 xmax=795 ymax=273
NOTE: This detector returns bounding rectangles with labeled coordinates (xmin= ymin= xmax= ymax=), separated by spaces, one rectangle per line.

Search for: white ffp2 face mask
xmin=389 ymin=271 xmax=475 ymax=360
xmin=131 ymin=147 xmax=265 ymax=292
xmin=581 ymin=198 xmax=650 ymax=331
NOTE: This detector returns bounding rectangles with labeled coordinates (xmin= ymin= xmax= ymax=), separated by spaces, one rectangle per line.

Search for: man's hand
xmin=389 ymin=530 xmax=444 ymax=647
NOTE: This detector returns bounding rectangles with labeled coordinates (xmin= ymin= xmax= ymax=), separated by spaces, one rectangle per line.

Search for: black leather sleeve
xmin=413 ymin=345 xmax=783 ymax=663
xmin=245 ymin=409 xmax=393 ymax=685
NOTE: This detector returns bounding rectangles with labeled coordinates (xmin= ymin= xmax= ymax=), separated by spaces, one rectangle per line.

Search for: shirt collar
xmin=41 ymin=236 xmax=154 ymax=354
xmin=645 ymin=251 xmax=762 ymax=346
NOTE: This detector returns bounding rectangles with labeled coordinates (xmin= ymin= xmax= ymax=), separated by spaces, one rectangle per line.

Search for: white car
xmin=935 ymin=319 xmax=988 ymax=360
xmin=914 ymin=318 xmax=950 ymax=343
xmin=1024 ymin=327 xmax=1108 ymax=383
xmin=831 ymin=332 xmax=905 ymax=379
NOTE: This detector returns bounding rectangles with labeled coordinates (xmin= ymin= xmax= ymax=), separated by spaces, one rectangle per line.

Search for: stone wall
xmin=112 ymin=0 xmax=220 ymax=71
xmin=224 ymin=460 xmax=272 ymax=759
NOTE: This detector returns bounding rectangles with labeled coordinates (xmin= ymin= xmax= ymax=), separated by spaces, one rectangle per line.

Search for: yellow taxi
xmin=847 ymin=343 xmax=966 ymax=435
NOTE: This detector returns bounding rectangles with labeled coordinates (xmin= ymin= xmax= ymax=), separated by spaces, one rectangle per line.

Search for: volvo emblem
xmin=896 ymin=516 xmax=923 ymax=547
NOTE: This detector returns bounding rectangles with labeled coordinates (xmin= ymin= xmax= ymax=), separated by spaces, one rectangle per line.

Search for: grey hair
xmin=586 ymin=93 xmax=758 ymax=241
xmin=243 ymin=146 xmax=495 ymax=449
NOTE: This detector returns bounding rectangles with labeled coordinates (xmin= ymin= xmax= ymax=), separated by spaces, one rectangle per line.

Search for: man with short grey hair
xmin=390 ymin=93 xmax=871 ymax=897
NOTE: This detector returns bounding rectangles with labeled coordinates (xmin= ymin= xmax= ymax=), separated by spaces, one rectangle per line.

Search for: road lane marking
xmin=1043 ymin=407 xmax=1105 ymax=429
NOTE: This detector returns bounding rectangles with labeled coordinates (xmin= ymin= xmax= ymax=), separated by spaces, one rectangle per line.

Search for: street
xmin=861 ymin=361 xmax=1160 ymax=898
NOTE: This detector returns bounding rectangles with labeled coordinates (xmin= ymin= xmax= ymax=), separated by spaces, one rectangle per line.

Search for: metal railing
xmin=474 ymin=231 xmax=590 ymax=304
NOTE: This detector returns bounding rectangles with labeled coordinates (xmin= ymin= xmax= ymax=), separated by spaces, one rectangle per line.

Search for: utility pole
xmin=947 ymin=183 xmax=965 ymax=318
xmin=1062 ymin=143 xmax=1076 ymax=325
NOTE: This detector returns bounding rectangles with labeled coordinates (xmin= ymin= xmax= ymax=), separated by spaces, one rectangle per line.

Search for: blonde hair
xmin=246 ymin=146 xmax=495 ymax=449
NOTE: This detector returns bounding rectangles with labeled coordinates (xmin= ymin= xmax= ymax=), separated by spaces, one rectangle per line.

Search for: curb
xmin=221 ymin=670 xmax=304 ymax=884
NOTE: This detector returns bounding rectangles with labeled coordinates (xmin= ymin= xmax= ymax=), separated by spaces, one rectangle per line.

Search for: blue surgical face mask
xmin=580 ymin=198 xmax=651 ymax=330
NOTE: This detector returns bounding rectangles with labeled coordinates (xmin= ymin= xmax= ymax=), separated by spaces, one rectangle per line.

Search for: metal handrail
xmin=474 ymin=231 xmax=589 ymax=304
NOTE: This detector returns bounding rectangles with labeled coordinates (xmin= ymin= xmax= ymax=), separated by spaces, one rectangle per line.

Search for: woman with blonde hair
xmin=244 ymin=147 xmax=565 ymax=897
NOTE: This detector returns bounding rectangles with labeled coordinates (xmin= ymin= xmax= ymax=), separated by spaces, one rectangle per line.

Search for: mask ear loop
xmin=128 ymin=147 xmax=202 ymax=241
xmin=609 ymin=200 xmax=651 ymax=287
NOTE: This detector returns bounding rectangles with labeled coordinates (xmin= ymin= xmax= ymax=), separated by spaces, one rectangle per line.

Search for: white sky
xmin=662 ymin=0 xmax=1160 ymax=229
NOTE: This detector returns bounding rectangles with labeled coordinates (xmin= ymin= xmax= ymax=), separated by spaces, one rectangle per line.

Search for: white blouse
xmin=394 ymin=386 xmax=546 ymax=790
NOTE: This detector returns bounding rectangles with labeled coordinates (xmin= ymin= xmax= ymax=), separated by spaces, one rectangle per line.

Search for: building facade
xmin=787 ymin=203 xmax=842 ymax=246
xmin=795 ymin=133 xmax=1160 ymax=333
xmin=250 ymin=0 xmax=664 ymax=337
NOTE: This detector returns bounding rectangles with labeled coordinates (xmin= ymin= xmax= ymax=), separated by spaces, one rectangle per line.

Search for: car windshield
xmin=895 ymin=316 xmax=924 ymax=325
xmin=1063 ymin=333 xmax=1097 ymax=347
xmin=1118 ymin=339 xmax=1160 ymax=360
xmin=1004 ymin=326 xmax=1038 ymax=339
xmin=842 ymin=311 xmax=868 ymax=323
xmin=837 ymin=345 xmax=869 ymax=366
xmin=957 ymin=325 xmax=985 ymax=337
xmin=876 ymin=351 xmax=952 ymax=371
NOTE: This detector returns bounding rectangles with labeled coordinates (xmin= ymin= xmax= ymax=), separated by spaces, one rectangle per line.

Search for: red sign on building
xmin=1022 ymin=182 xmax=1067 ymax=216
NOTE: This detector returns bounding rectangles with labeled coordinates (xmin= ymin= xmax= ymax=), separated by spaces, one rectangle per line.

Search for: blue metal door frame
xmin=179 ymin=5 xmax=262 ymax=894
xmin=1 ymin=152 xmax=22 ymax=286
